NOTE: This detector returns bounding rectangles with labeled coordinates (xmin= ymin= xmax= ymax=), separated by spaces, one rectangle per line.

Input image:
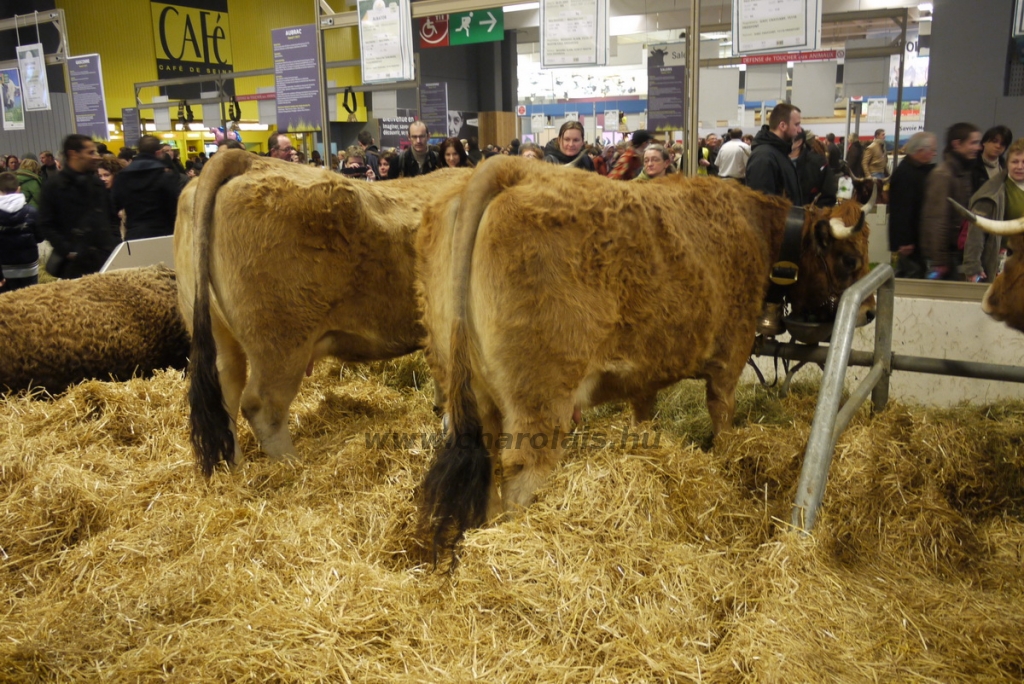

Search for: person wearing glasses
xmin=397 ymin=121 xmax=440 ymax=178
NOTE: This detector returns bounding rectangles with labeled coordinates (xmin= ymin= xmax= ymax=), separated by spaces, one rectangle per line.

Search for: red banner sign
xmin=419 ymin=16 xmax=449 ymax=48
xmin=741 ymin=49 xmax=842 ymax=65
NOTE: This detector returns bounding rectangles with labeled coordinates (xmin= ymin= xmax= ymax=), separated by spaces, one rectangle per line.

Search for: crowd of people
xmin=1 ymin=107 xmax=1019 ymax=294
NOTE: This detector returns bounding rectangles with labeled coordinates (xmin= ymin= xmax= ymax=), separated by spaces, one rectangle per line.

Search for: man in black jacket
xmin=112 ymin=135 xmax=181 ymax=241
xmin=36 ymin=134 xmax=119 ymax=279
xmin=397 ymin=121 xmax=439 ymax=177
xmin=746 ymin=103 xmax=803 ymax=203
xmin=887 ymin=131 xmax=937 ymax=278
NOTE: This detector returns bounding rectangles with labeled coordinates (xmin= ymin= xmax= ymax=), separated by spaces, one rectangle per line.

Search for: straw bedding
xmin=1 ymin=356 xmax=1022 ymax=682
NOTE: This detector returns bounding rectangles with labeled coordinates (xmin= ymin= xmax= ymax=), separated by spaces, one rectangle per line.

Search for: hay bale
xmin=0 ymin=360 xmax=1022 ymax=681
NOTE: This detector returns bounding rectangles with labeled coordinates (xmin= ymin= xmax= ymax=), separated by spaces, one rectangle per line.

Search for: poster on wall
xmin=733 ymin=0 xmax=821 ymax=56
xmin=647 ymin=43 xmax=686 ymax=133
xmin=358 ymin=0 xmax=415 ymax=84
xmin=866 ymin=97 xmax=886 ymax=123
xmin=272 ymin=24 xmax=322 ymax=132
xmin=419 ymin=82 xmax=448 ymax=138
xmin=446 ymin=110 xmax=478 ymax=140
xmin=123 ymin=107 xmax=142 ymax=147
xmin=150 ymin=0 xmax=233 ymax=99
xmin=68 ymin=54 xmax=109 ymax=141
xmin=17 ymin=43 xmax=50 ymax=111
xmin=540 ymin=0 xmax=608 ymax=68
xmin=379 ymin=115 xmax=417 ymax=149
xmin=0 ymin=68 xmax=25 ymax=131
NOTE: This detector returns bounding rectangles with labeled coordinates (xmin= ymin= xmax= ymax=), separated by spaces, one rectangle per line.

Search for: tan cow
xmin=949 ymin=200 xmax=1024 ymax=331
xmin=417 ymin=155 xmax=874 ymax=557
xmin=175 ymin=150 xmax=471 ymax=476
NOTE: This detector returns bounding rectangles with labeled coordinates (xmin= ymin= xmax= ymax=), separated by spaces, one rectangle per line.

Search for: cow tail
xmin=188 ymin=150 xmax=254 ymax=477
xmin=420 ymin=156 xmax=529 ymax=563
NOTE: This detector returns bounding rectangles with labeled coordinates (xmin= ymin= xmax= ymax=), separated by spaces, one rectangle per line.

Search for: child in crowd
xmin=0 ymin=171 xmax=40 ymax=293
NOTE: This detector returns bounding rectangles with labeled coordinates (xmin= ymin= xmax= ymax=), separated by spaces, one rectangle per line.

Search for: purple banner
xmin=646 ymin=44 xmax=686 ymax=133
xmin=122 ymin=107 xmax=141 ymax=148
xmin=68 ymin=54 xmax=109 ymax=141
xmin=419 ymin=82 xmax=447 ymax=139
xmin=273 ymin=24 xmax=322 ymax=132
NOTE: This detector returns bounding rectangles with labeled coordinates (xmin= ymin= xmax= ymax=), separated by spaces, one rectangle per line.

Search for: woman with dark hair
xmin=439 ymin=137 xmax=471 ymax=168
xmin=5 ymin=155 xmax=19 ymax=171
xmin=971 ymin=125 xmax=1014 ymax=193
xmin=519 ymin=142 xmax=544 ymax=161
xmin=96 ymin=157 xmax=124 ymax=237
xmin=542 ymin=121 xmax=596 ymax=172
xmin=377 ymin=150 xmax=399 ymax=180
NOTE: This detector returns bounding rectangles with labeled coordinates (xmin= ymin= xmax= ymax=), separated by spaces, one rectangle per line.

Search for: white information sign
xmin=531 ymin=113 xmax=546 ymax=132
xmin=357 ymin=0 xmax=415 ymax=84
xmin=733 ymin=0 xmax=821 ymax=56
xmin=16 ymin=43 xmax=50 ymax=111
xmin=1015 ymin=0 xmax=1024 ymax=38
xmin=541 ymin=0 xmax=608 ymax=68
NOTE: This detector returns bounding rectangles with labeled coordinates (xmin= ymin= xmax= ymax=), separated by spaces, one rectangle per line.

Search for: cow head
xmin=949 ymin=199 xmax=1024 ymax=332
xmin=787 ymin=191 xmax=876 ymax=326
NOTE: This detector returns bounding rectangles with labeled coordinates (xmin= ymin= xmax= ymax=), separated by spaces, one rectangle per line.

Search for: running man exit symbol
xmin=448 ymin=7 xmax=504 ymax=45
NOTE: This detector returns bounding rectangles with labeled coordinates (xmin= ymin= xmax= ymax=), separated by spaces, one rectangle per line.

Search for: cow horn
xmin=948 ymin=198 xmax=1024 ymax=235
xmin=829 ymin=217 xmax=853 ymax=239
xmin=861 ymin=182 xmax=878 ymax=215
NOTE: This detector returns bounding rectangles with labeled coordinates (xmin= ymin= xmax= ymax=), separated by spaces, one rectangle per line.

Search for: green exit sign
xmin=448 ymin=8 xmax=504 ymax=45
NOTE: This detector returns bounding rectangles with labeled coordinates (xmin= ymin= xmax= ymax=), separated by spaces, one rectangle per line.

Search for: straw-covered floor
xmin=1 ymin=354 xmax=1022 ymax=682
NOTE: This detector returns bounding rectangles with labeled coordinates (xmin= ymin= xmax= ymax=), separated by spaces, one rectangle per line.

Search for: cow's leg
xmin=211 ymin=314 xmax=247 ymax=466
xmin=474 ymin=393 xmax=505 ymax=523
xmin=630 ymin=390 xmax=659 ymax=425
xmin=703 ymin=354 xmax=746 ymax=438
xmin=498 ymin=400 xmax=573 ymax=514
xmin=240 ymin=355 xmax=304 ymax=460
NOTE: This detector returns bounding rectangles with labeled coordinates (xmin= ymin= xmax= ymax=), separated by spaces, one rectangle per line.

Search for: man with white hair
xmin=888 ymin=131 xmax=938 ymax=278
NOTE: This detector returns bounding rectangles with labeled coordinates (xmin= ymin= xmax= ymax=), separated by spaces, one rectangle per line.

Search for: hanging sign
xmin=272 ymin=24 xmax=322 ymax=132
xmin=733 ymin=0 xmax=821 ymax=56
xmin=151 ymin=0 xmax=234 ymax=98
xmin=419 ymin=15 xmax=449 ymax=48
xmin=122 ymin=107 xmax=142 ymax=148
xmin=17 ymin=43 xmax=50 ymax=111
xmin=0 ymin=69 xmax=25 ymax=130
xmin=358 ymin=0 xmax=415 ymax=84
xmin=741 ymin=48 xmax=840 ymax=65
xmin=541 ymin=0 xmax=608 ymax=68
xmin=449 ymin=9 xmax=504 ymax=46
xmin=647 ymin=43 xmax=686 ymax=133
xmin=68 ymin=54 xmax=109 ymax=141
xmin=1015 ymin=0 xmax=1024 ymax=38
xmin=419 ymin=82 xmax=448 ymax=138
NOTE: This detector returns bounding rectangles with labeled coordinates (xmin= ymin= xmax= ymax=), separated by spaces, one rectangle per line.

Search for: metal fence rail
xmin=761 ymin=264 xmax=1024 ymax=531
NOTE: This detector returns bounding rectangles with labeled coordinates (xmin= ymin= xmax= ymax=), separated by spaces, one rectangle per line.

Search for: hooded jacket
xmin=15 ymin=169 xmax=42 ymax=207
xmin=746 ymin=126 xmax=802 ymax=203
xmin=963 ymin=169 xmax=1019 ymax=280
xmin=112 ymin=153 xmax=182 ymax=240
xmin=887 ymin=156 xmax=935 ymax=252
xmin=542 ymin=139 xmax=596 ymax=172
xmin=0 ymin=192 xmax=40 ymax=280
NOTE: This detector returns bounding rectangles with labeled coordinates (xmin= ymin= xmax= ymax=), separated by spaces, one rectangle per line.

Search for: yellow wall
xmin=56 ymin=0 xmax=366 ymax=126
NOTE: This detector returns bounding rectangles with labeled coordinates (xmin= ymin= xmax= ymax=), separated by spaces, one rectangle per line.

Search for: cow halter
xmin=765 ymin=206 xmax=807 ymax=305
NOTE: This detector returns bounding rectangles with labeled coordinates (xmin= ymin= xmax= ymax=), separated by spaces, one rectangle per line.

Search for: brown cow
xmin=175 ymin=150 xmax=471 ymax=476
xmin=417 ymin=155 xmax=874 ymax=557
xmin=949 ymin=200 xmax=1024 ymax=331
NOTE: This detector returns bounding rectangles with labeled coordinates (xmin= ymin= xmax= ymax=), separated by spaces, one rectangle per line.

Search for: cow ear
xmin=813 ymin=219 xmax=832 ymax=254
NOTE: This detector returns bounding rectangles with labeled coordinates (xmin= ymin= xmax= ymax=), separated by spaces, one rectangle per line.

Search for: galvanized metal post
xmin=790 ymin=265 xmax=894 ymax=532
xmin=685 ymin=0 xmax=700 ymax=177
xmin=871 ymin=270 xmax=895 ymax=412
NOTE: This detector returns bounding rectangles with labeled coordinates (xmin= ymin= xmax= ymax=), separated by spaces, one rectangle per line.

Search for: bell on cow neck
xmin=758 ymin=302 xmax=785 ymax=337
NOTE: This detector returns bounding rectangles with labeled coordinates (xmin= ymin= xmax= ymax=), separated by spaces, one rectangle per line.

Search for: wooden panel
xmin=477 ymin=111 xmax=516 ymax=150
